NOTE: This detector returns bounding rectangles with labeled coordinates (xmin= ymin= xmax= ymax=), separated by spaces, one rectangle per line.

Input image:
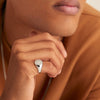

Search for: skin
xmin=1 ymin=0 xmax=86 ymax=100
xmin=4 ymin=0 xmax=86 ymax=46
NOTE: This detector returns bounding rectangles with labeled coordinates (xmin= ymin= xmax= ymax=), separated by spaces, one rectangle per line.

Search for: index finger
xmin=16 ymin=32 xmax=67 ymax=58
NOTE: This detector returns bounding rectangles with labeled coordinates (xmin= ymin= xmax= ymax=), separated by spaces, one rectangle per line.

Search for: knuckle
xmin=57 ymin=40 xmax=63 ymax=46
xmin=13 ymin=46 xmax=20 ymax=54
xmin=47 ymin=48 xmax=53 ymax=54
xmin=49 ymin=41 xmax=56 ymax=49
xmin=55 ymin=39 xmax=60 ymax=45
xmin=48 ymin=48 xmax=55 ymax=56
xmin=49 ymin=63 xmax=53 ymax=70
xmin=44 ymin=33 xmax=51 ymax=39
xmin=13 ymin=40 xmax=20 ymax=45
xmin=49 ymin=63 xmax=57 ymax=76
xmin=56 ymin=62 xmax=62 ymax=72
xmin=59 ymin=55 xmax=64 ymax=63
xmin=12 ymin=42 xmax=21 ymax=54
xmin=52 ymin=68 xmax=58 ymax=76
xmin=16 ymin=53 xmax=24 ymax=60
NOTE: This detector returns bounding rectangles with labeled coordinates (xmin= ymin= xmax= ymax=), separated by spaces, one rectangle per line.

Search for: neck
xmin=3 ymin=1 xmax=63 ymax=47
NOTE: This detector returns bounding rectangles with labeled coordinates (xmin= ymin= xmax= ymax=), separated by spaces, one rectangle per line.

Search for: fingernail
xmin=64 ymin=50 xmax=67 ymax=58
xmin=58 ymin=70 xmax=61 ymax=75
xmin=53 ymin=75 xmax=57 ymax=78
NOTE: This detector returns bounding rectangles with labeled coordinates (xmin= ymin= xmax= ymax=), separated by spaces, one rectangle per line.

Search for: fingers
xmin=18 ymin=48 xmax=60 ymax=68
xmin=16 ymin=48 xmax=63 ymax=76
xmin=22 ymin=59 xmax=61 ymax=78
xmin=41 ymin=61 xmax=60 ymax=78
xmin=12 ymin=40 xmax=65 ymax=68
xmin=11 ymin=32 xmax=67 ymax=78
xmin=13 ymin=32 xmax=67 ymax=58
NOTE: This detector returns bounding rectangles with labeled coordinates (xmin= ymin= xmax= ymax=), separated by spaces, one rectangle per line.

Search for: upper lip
xmin=54 ymin=0 xmax=80 ymax=8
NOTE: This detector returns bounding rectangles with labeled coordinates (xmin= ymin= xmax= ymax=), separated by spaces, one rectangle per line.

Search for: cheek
xmin=10 ymin=0 xmax=86 ymax=36
xmin=10 ymin=0 xmax=41 ymax=21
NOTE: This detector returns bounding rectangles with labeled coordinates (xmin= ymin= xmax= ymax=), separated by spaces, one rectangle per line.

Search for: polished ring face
xmin=34 ymin=59 xmax=43 ymax=73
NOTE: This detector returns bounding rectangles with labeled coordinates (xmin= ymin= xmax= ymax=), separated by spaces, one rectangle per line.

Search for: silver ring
xmin=34 ymin=59 xmax=43 ymax=73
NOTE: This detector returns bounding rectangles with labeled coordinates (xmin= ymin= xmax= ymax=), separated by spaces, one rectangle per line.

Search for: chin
xmin=32 ymin=22 xmax=78 ymax=38
xmin=48 ymin=26 xmax=78 ymax=37
xmin=30 ymin=15 xmax=79 ymax=38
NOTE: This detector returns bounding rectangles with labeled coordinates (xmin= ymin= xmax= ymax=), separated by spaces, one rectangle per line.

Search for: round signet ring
xmin=34 ymin=59 xmax=43 ymax=73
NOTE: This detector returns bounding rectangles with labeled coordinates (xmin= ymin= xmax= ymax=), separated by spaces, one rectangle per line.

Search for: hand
xmin=1 ymin=32 xmax=67 ymax=100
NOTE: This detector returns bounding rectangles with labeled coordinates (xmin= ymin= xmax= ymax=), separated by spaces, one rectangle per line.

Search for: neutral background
xmin=87 ymin=0 xmax=100 ymax=11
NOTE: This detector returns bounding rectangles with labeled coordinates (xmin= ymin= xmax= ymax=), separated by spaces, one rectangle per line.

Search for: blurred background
xmin=87 ymin=0 xmax=100 ymax=11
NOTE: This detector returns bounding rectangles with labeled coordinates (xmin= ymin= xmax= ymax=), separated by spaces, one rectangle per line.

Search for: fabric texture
xmin=0 ymin=2 xmax=100 ymax=100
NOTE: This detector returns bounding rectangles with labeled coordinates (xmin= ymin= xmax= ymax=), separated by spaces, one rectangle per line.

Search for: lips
xmin=53 ymin=0 xmax=80 ymax=15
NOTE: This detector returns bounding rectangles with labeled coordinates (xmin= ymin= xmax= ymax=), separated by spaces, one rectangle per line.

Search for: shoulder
xmin=62 ymin=5 xmax=100 ymax=99
xmin=64 ymin=3 xmax=100 ymax=76
xmin=79 ymin=3 xmax=100 ymax=36
xmin=79 ymin=3 xmax=100 ymax=37
xmin=63 ymin=3 xmax=100 ymax=98
xmin=82 ymin=3 xmax=100 ymax=18
xmin=63 ymin=3 xmax=100 ymax=65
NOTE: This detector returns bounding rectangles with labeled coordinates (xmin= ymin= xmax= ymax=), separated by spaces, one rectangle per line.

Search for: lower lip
xmin=53 ymin=5 xmax=79 ymax=15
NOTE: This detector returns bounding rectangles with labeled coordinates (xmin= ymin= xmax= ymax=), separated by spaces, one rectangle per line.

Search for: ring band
xmin=34 ymin=59 xmax=43 ymax=73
